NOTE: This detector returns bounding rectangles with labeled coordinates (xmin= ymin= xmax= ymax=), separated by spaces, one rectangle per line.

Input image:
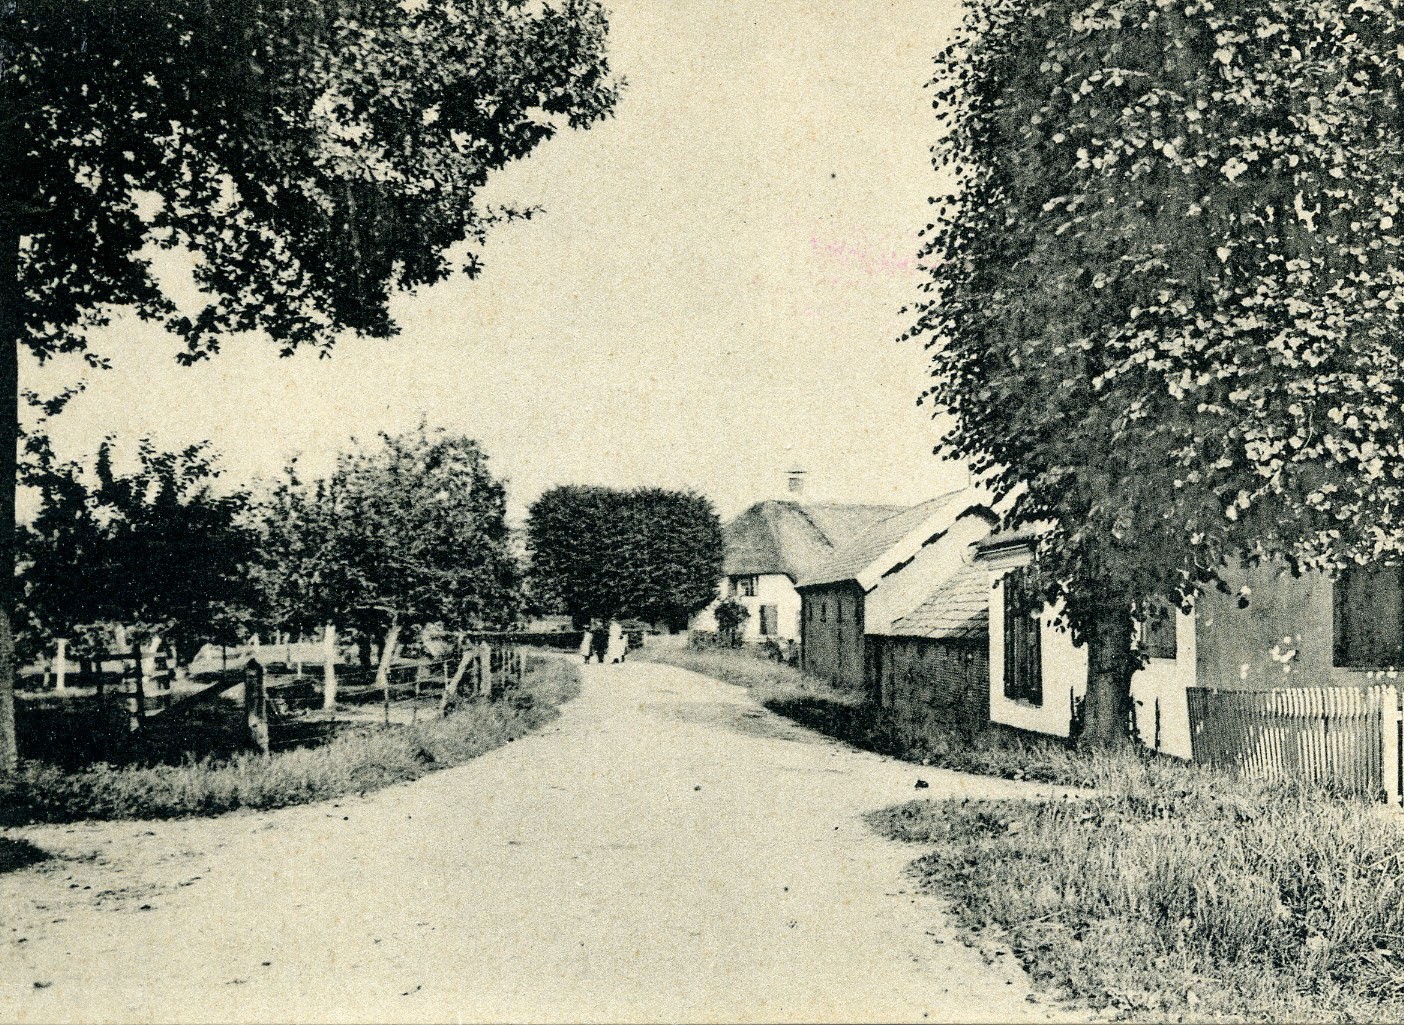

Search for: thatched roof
xmin=723 ymin=501 xmax=906 ymax=581
xmin=799 ymin=490 xmax=992 ymax=590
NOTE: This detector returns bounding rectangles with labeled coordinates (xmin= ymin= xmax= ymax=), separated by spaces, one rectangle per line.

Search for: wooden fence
xmin=1186 ymin=684 xmax=1402 ymax=804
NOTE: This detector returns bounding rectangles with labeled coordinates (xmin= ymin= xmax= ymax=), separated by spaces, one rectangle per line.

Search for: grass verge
xmin=636 ymin=644 xmax=1101 ymax=787
xmin=0 ymin=656 xmax=579 ymax=826
xmin=870 ymin=767 xmax=1404 ymax=1023
xmin=647 ymin=645 xmax=1404 ymax=1021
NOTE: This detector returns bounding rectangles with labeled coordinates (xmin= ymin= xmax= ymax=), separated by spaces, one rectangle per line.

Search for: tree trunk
xmin=356 ymin=633 xmax=373 ymax=670
xmin=0 ymin=219 xmax=19 ymax=772
xmin=1080 ymin=603 xmax=1136 ymax=749
xmin=375 ymin=621 xmax=401 ymax=726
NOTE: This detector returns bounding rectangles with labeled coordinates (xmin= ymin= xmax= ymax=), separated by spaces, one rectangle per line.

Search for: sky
xmin=24 ymin=0 xmax=969 ymax=523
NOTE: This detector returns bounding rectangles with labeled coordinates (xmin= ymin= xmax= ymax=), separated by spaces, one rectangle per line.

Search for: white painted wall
xmin=1128 ymin=609 xmax=1197 ymax=759
xmin=988 ymin=577 xmax=1087 ymax=737
xmin=866 ymin=512 xmax=994 ymax=636
xmin=690 ymin=573 xmax=803 ymax=640
xmin=986 ymin=570 xmax=1198 ymax=751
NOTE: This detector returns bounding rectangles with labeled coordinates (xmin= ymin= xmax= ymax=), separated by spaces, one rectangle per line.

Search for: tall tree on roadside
xmin=527 ymin=485 xmax=723 ymax=630
xmin=908 ymin=0 xmax=1404 ymax=745
xmin=0 ymin=0 xmax=619 ymax=768
xmin=257 ymin=425 xmax=522 ymax=665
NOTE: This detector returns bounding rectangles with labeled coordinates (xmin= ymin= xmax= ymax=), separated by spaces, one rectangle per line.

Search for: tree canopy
xmin=7 ymin=0 xmax=620 ymax=363
xmin=526 ymin=485 xmax=723 ymax=630
xmin=257 ymin=425 xmax=522 ymax=654
xmin=17 ymin=435 xmax=259 ymax=664
xmin=908 ymin=0 xmax=1404 ymax=742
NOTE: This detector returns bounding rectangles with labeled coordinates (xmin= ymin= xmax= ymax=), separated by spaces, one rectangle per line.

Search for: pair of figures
xmin=580 ymin=620 xmax=627 ymax=664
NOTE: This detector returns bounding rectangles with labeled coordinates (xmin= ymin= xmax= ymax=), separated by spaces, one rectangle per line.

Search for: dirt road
xmin=0 ymin=659 xmax=1080 ymax=1024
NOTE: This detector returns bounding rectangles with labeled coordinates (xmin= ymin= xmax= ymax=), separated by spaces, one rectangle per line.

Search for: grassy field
xmin=644 ymin=644 xmax=1404 ymax=1022
xmin=0 ymin=656 xmax=580 ymax=826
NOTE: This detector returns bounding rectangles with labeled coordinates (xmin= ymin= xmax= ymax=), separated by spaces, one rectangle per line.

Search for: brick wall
xmin=878 ymin=636 xmax=988 ymax=744
xmin=799 ymin=583 xmax=867 ymax=690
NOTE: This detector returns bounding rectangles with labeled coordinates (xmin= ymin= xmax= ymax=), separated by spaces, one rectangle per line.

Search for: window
xmin=759 ymin=605 xmax=778 ymax=636
xmin=836 ymin=598 xmax=844 ymax=623
xmin=1138 ymin=603 xmax=1178 ymax=661
xmin=820 ymin=601 xmax=827 ymax=623
xmin=1334 ymin=564 xmax=1404 ymax=668
xmin=734 ymin=575 xmax=757 ymax=598
xmin=1003 ymin=571 xmax=1043 ymax=705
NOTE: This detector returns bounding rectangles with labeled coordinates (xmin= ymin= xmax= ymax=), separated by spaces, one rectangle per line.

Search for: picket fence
xmin=1186 ymin=684 xmax=1402 ymax=805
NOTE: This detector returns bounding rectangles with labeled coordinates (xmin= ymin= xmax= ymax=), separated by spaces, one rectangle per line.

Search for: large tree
xmin=257 ymin=425 xmax=522 ymax=663
xmin=527 ymin=485 xmax=723 ymax=630
xmin=0 ymin=0 xmax=618 ymax=766
xmin=909 ymin=0 xmax=1404 ymax=744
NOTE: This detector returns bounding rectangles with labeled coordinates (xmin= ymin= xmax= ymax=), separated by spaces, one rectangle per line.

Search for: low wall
xmin=878 ymin=636 xmax=989 ymax=746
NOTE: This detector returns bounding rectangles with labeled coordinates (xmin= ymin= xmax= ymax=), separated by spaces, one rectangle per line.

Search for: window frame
xmin=1334 ymin=563 xmax=1404 ymax=669
xmin=1137 ymin=602 xmax=1178 ymax=661
xmin=1002 ymin=571 xmax=1043 ymax=706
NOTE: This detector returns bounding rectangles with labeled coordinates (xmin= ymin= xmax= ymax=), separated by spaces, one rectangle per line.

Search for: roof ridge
xmin=786 ymin=502 xmax=840 ymax=548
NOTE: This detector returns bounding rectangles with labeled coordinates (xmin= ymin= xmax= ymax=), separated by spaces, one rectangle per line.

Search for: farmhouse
xmin=795 ymin=490 xmax=994 ymax=692
xmin=690 ymin=492 xmax=904 ymax=643
xmin=973 ymin=528 xmax=1404 ymax=760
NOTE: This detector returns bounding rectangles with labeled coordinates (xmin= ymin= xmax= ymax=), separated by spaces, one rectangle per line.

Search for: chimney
xmin=786 ymin=469 xmax=808 ymax=498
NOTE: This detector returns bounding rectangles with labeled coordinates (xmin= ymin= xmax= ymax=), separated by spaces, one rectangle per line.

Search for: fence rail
xmin=1186 ymin=684 xmax=1402 ymax=804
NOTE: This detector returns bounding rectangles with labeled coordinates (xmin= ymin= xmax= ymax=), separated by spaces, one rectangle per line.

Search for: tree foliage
xmin=257 ymin=425 xmax=522 ymax=650
xmin=7 ymin=0 xmax=620 ymax=363
xmin=526 ymin=486 xmax=723 ymax=630
xmin=909 ymin=0 xmax=1404 ymax=741
xmin=713 ymin=597 xmax=750 ymax=646
xmin=17 ymin=435 xmax=260 ymax=663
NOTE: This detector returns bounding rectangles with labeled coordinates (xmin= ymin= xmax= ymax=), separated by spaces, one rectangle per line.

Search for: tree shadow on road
xmin=640 ymin=700 xmax=830 ymax=745
xmin=0 ymin=837 xmax=50 ymax=874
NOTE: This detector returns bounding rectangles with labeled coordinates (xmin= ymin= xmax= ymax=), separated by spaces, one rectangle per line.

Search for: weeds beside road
xmin=0 ymin=657 xmax=580 ymax=827
xmin=644 ymin=644 xmax=1404 ymax=1023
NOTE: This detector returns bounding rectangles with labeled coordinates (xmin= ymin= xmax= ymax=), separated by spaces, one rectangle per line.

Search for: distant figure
xmin=605 ymin=620 xmax=626 ymax=663
xmin=590 ymin=624 xmax=609 ymax=664
xmin=579 ymin=630 xmax=594 ymax=663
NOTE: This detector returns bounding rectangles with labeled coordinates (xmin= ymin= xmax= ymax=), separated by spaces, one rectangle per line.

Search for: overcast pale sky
xmin=25 ymin=0 xmax=968 ymax=522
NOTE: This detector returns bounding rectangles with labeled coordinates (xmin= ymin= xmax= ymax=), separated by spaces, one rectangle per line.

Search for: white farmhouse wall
xmin=988 ymin=580 xmax=1087 ymax=737
xmin=689 ymin=573 xmax=802 ymax=640
xmin=987 ymin=575 xmax=1198 ymax=750
xmin=1128 ymin=609 xmax=1197 ymax=759
xmin=865 ymin=513 xmax=993 ymax=637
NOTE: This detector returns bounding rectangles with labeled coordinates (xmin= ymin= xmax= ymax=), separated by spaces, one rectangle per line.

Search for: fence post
xmin=53 ymin=637 xmax=67 ymax=692
xmin=129 ymin=642 xmax=146 ymax=731
xmin=441 ymin=649 xmax=471 ymax=716
xmin=244 ymin=658 xmax=269 ymax=755
xmin=479 ymin=641 xmax=493 ymax=699
xmin=1384 ymin=685 xmax=1401 ymax=807
xmin=322 ymin=624 xmax=337 ymax=712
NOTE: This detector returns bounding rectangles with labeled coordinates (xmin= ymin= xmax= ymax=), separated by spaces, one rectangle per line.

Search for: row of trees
xmin=525 ymin=485 xmax=723 ymax=631
xmin=15 ymin=427 xmax=727 ymax=676
xmin=911 ymin=0 xmax=1404 ymax=745
xmin=16 ymin=425 xmax=522 ymax=669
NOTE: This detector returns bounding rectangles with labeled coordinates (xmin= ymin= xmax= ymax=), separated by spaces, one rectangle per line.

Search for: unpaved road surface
xmin=0 ymin=660 xmax=1081 ymax=1023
